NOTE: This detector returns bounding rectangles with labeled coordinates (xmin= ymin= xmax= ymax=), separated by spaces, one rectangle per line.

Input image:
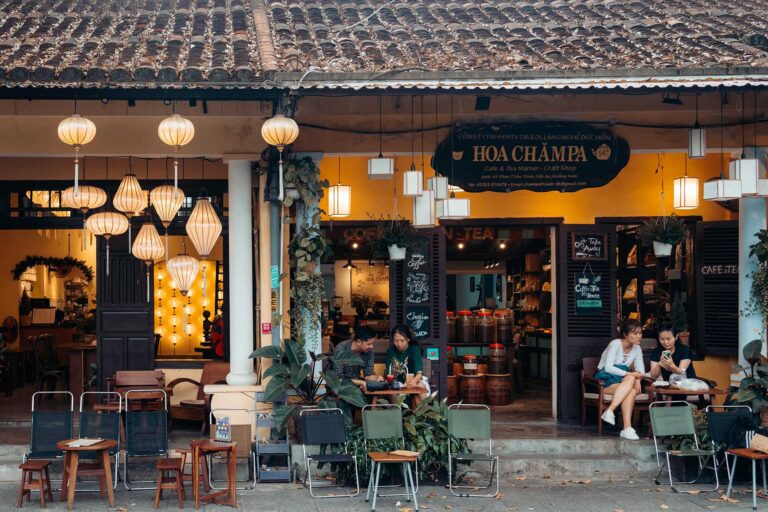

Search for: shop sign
xmin=572 ymin=233 xmax=607 ymax=261
xmin=699 ymin=264 xmax=738 ymax=275
xmin=426 ymin=347 xmax=439 ymax=361
xmin=432 ymin=122 xmax=630 ymax=193
xmin=574 ymin=273 xmax=602 ymax=316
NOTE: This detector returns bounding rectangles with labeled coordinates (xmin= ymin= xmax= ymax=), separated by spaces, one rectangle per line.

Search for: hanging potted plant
xmin=370 ymin=215 xmax=418 ymax=261
xmin=637 ymin=215 xmax=685 ymax=257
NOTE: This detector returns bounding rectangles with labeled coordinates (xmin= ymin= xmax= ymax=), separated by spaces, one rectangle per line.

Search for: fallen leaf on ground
xmin=613 ymin=509 xmax=624 ymax=512
xmin=577 ymin=479 xmax=592 ymax=484
xmin=660 ymin=505 xmax=669 ymax=510
xmin=721 ymin=494 xmax=740 ymax=503
xmin=683 ymin=490 xmax=702 ymax=495
xmin=426 ymin=492 xmax=437 ymax=499
xmin=542 ymin=475 xmax=551 ymax=479
xmin=515 ymin=476 xmax=527 ymax=481
xmin=496 ymin=492 xmax=505 ymax=500
xmin=399 ymin=508 xmax=414 ymax=512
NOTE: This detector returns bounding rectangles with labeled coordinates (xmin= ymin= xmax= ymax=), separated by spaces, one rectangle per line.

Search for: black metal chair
xmin=123 ymin=389 xmax=169 ymax=490
xmin=32 ymin=335 xmax=68 ymax=393
xmin=24 ymin=391 xmax=74 ymax=491
xmin=77 ymin=391 xmax=122 ymax=490
xmin=706 ymin=404 xmax=754 ymax=490
xmin=300 ymin=408 xmax=360 ymax=499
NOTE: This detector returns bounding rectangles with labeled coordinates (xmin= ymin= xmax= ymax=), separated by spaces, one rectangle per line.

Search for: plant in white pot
xmin=637 ymin=215 xmax=685 ymax=257
xmin=370 ymin=215 xmax=418 ymax=261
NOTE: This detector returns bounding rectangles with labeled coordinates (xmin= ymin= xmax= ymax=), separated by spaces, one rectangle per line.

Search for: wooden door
xmin=556 ymin=225 xmax=617 ymax=422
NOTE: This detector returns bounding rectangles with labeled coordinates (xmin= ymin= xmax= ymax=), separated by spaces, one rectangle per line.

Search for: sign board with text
xmin=572 ymin=233 xmax=607 ymax=261
xmin=574 ymin=273 xmax=602 ymax=316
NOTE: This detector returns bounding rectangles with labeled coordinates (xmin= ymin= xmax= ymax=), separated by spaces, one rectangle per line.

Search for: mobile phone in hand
xmin=662 ymin=350 xmax=671 ymax=359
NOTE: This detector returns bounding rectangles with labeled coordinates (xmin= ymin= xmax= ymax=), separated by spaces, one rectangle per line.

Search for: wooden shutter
xmin=389 ymin=228 xmax=447 ymax=397
xmin=694 ymin=221 xmax=738 ymax=356
xmin=557 ymin=225 xmax=616 ymax=422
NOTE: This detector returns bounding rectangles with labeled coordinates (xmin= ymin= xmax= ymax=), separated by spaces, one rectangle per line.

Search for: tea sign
xmin=574 ymin=273 xmax=602 ymax=316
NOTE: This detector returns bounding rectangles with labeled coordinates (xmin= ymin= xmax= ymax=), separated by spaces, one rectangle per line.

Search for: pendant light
xmin=426 ymin=96 xmax=449 ymax=200
xmin=368 ymin=95 xmax=395 ymax=179
xmin=58 ymin=99 xmax=96 ymax=196
xmin=158 ymin=109 xmax=195 ymax=189
xmin=261 ymin=113 xmax=300 ymax=202
xmin=328 ymin=156 xmax=351 ymax=218
xmin=86 ymin=158 xmax=129 ymax=275
xmin=113 ymin=157 xmax=146 ymax=246
xmin=186 ymin=196 xmax=222 ymax=300
xmin=413 ymin=189 xmax=436 ymax=227
xmin=673 ymin=156 xmax=699 ymax=210
xmin=403 ymin=96 xmax=424 ymax=197
xmin=438 ymin=96 xmax=470 ymax=219
xmin=132 ymin=220 xmax=165 ymax=302
xmin=729 ymin=92 xmax=759 ymax=196
xmin=688 ymin=93 xmax=706 ymax=159
xmin=167 ymin=239 xmax=199 ymax=297
xmin=704 ymin=93 xmax=741 ymax=201
xmin=60 ymin=157 xmax=107 ymax=249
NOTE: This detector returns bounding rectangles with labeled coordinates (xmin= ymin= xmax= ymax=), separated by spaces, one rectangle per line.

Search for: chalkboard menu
xmin=404 ymin=238 xmax=431 ymax=339
xmin=572 ymin=233 xmax=607 ymax=261
xmin=574 ymin=272 xmax=602 ymax=316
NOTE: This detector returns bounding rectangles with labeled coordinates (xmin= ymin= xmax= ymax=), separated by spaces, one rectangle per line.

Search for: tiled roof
xmin=267 ymin=0 xmax=768 ymax=74
xmin=0 ymin=0 xmax=262 ymax=87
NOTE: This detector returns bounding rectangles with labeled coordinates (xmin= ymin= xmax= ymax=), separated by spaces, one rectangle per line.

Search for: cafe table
xmin=364 ymin=386 xmax=424 ymax=407
xmin=56 ymin=438 xmax=117 ymax=511
xmin=646 ymin=384 xmax=729 ymax=407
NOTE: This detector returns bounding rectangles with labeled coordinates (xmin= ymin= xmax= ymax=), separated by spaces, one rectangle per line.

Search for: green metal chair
xmin=362 ymin=404 xmax=418 ymax=512
xmin=447 ymin=403 xmax=499 ymax=498
xmin=649 ymin=401 xmax=713 ymax=492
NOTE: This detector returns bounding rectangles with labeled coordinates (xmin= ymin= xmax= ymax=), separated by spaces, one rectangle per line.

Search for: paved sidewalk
xmin=1 ymin=478 xmax=765 ymax=511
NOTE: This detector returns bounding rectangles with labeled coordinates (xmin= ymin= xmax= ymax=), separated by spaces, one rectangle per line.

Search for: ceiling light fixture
xmin=368 ymin=95 xmax=395 ymax=179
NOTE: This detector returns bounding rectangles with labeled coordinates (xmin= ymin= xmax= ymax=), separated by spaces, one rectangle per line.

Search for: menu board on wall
xmin=404 ymin=238 xmax=431 ymax=339
xmin=572 ymin=233 xmax=607 ymax=261
xmin=406 ymin=306 xmax=430 ymax=339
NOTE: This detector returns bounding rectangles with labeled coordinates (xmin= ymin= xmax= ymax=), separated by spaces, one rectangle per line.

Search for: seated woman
xmin=385 ymin=324 xmax=429 ymax=399
xmin=649 ymin=322 xmax=696 ymax=381
xmin=594 ymin=319 xmax=645 ymax=440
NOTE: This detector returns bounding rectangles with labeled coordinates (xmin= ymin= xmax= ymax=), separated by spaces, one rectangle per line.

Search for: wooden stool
xmin=178 ymin=448 xmax=209 ymax=492
xmin=17 ymin=460 xmax=53 ymax=508
xmin=192 ymin=441 xmax=237 ymax=509
xmin=154 ymin=458 xmax=185 ymax=509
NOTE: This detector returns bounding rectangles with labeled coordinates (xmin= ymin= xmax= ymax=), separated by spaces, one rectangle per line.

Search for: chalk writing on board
xmin=406 ymin=273 xmax=430 ymax=304
xmin=572 ymin=233 xmax=606 ymax=261
xmin=406 ymin=307 xmax=430 ymax=339
xmin=407 ymin=252 xmax=427 ymax=271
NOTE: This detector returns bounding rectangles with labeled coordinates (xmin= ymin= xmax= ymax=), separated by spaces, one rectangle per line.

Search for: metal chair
xmin=649 ymin=401 xmax=713 ymax=492
xmin=724 ymin=422 xmax=767 ymax=511
xmin=252 ymin=410 xmax=291 ymax=483
xmin=207 ymin=408 xmax=256 ymax=490
xmin=77 ymin=391 xmax=122 ymax=490
xmin=299 ymin=407 xmax=360 ymax=499
xmin=32 ymin=335 xmax=67 ymax=393
xmin=123 ymin=389 xmax=169 ymax=490
xmin=447 ymin=403 xmax=499 ymax=498
xmin=704 ymin=405 xmax=754 ymax=492
xmin=362 ymin=403 xmax=418 ymax=511
xmin=24 ymin=391 xmax=74 ymax=492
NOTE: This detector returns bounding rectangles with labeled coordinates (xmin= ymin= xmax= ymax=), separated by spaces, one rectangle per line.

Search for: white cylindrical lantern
xmin=186 ymin=197 xmax=222 ymax=259
xmin=328 ymin=184 xmax=351 ymax=218
xmin=167 ymin=254 xmax=199 ymax=297
xmin=673 ymin=176 xmax=699 ymax=210
xmin=413 ymin=189 xmax=436 ymax=228
xmin=403 ymin=169 xmax=423 ymax=197
xmin=688 ymin=125 xmax=706 ymax=159
xmin=437 ymin=196 xmax=471 ymax=219
xmin=426 ymin=175 xmax=449 ymax=200
xmin=367 ymin=157 xmax=395 ymax=179
xmin=729 ymin=158 xmax=760 ymax=196
xmin=703 ymin=176 xmax=742 ymax=201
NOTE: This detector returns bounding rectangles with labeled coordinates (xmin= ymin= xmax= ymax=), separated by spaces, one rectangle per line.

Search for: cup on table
xmin=405 ymin=373 xmax=414 ymax=387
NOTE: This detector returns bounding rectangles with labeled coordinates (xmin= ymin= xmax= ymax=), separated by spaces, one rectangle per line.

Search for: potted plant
xmin=249 ymin=339 xmax=367 ymax=432
xmin=671 ymin=293 xmax=690 ymax=345
xmin=732 ymin=339 xmax=768 ymax=427
xmin=637 ymin=215 xmax=685 ymax=257
xmin=370 ymin=215 xmax=419 ymax=261
xmin=350 ymin=294 xmax=373 ymax=317
xmin=281 ymin=156 xmax=329 ymax=208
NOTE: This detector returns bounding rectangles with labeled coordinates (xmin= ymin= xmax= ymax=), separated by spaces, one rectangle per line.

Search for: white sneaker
xmin=620 ymin=427 xmax=639 ymax=440
xmin=601 ymin=410 xmax=615 ymax=425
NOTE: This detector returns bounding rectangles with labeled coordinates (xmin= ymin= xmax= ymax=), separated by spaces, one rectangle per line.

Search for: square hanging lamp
xmin=328 ymin=183 xmax=351 ymax=217
xmin=368 ymin=155 xmax=395 ymax=179
xmin=673 ymin=176 xmax=699 ymax=210
xmin=729 ymin=158 xmax=760 ymax=196
xmin=703 ymin=173 xmax=741 ymax=201
xmin=426 ymin=175 xmax=449 ymax=200
xmin=403 ymin=165 xmax=423 ymax=197
xmin=688 ymin=125 xmax=706 ymax=159
xmin=437 ymin=193 xmax=470 ymax=219
xmin=413 ymin=190 xmax=436 ymax=227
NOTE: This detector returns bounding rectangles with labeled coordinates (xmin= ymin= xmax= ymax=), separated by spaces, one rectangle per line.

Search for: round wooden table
xmin=56 ymin=438 xmax=117 ymax=511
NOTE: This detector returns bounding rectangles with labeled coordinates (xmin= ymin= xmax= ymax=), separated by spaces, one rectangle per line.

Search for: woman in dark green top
xmin=385 ymin=324 xmax=423 ymax=387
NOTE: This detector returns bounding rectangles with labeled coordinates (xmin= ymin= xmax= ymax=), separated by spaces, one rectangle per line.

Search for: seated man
xmin=331 ymin=326 xmax=383 ymax=391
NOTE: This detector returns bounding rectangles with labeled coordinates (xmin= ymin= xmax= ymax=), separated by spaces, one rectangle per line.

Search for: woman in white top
xmin=594 ymin=319 xmax=645 ymax=440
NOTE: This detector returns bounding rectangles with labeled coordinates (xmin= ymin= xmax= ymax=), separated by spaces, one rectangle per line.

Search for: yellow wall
xmin=0 ymin=229 xmax=96 ymax=349
xmin=318 ymin=153 xmax=734 ymax=223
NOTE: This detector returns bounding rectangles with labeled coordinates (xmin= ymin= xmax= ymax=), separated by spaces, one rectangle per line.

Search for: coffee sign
xmin=432 ymin=122 xmax=630 ymax=193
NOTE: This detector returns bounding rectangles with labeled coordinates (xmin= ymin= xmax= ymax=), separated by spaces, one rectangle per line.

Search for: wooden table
xmin=646 ymin=385 xmax=728 ymax=406
xmin=364 ymin=387 xmax=424 ymax=406
xmin=191 ymin=440 xmax=237 ymax=509
xmin=56 ymin=438 xmax=117 ymax=511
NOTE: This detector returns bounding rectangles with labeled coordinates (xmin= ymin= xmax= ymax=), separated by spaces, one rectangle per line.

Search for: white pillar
xmin=739 ymin=148 xmax=767 ymax=366
xmin=226 ymin=159 xmax=258 ymax=385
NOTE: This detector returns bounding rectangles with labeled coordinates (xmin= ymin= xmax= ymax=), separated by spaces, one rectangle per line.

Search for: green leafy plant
xmin=282 ymin=156 xmax=329 ymax=208
xmin=249 ymin=339 xmax=367 ymax=430
xmin=670 ymin=293 xmax=689 ymax=333
xmin=369 ymin=215 xmax=419 ymax=259
xmin=324 ymin=395 xmax=470 ymax=483
xmin=12 ymin=255 xmax=94 ymax=282
xmin=637 ymin=215 xmax=685 ymax=247
xmin=747 ymin=230 xmax=768 ymax=321
xmin=350 ymin=294 xmax=373 ymax=317
xmin=731 ymin=339 xmax=768 ymax=425
xmin=289 ymin=221 xmax=332 ymax=276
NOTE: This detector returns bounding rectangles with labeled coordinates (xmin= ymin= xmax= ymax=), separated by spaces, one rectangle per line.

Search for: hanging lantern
xmin=61 ymin=185 xmax=107 ymax=250
xmin=729 ymin=158 xmax=760 ymax=196
xmin=703 ymin=173 xmax=741 ymax=201
xmin=673 ymin=176 xmax=699 ymax=210
xmin=261 ymin=114 xmax=300 ymax=202
xmin=186 ymin=197 xmax=222 ymax=258
xmin=426 ymin=175 xmax=449 ymax=200
xmin=132 ymin=222 xmax=165 ymax=302
xmin=688 ymin=125 xmax=706 ymax=159
xmin=328 ymin=184 xmax=351 ymax=218
xmin=58 ymin=114 xmax=96 ymax=196
xmin=167 ymin=254 xmax=199 ymax=297
xmin=368 ymin=156 xmax=395 ymax=179
xmin=158 ymin=114 xmax=195 ymax=188
xmin=413 ymin=189 xmax=436 ymax=228
xmin=86 ymin=212 xmax=129 ymax=276
xmin=437 ymin=194 xmax=471 ymax=220
xmin=150 ymin=184 xmax=185 ymax=259
xmin=403 ymin=165 xmax=423 ymax=197
xmin=114 ymin=172 xmax=146 ymax=245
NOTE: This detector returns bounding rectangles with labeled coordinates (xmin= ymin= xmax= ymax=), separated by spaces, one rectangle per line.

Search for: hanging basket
xmin=388 ymin=244 xmax=407 ymax=261
xmin=285 ymin=186 xmax=301 ymax=200
xmin=653 ymin=241 xmax=673 ymax=257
